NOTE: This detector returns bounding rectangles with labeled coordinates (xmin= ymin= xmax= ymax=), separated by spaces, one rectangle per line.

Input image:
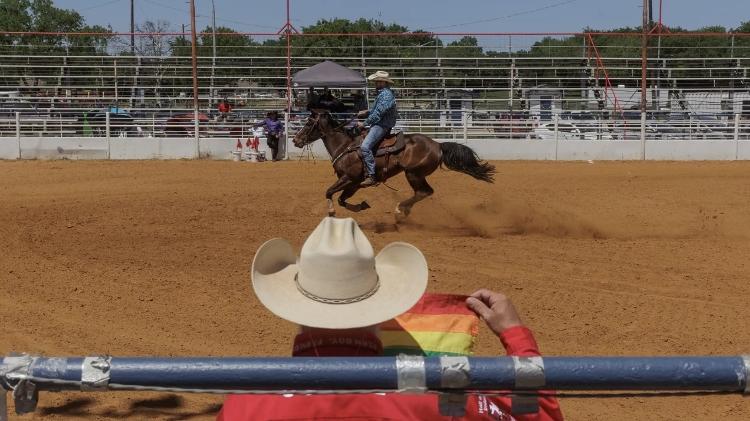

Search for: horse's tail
xmin=439 ymin=142 xmax=495 ymax=183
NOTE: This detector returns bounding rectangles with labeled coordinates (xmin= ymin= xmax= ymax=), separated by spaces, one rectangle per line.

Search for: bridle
xmin=297 ymin=111 xmax=358 ymax=147
xmin=296 ymin=113 xmax=322 ymax=146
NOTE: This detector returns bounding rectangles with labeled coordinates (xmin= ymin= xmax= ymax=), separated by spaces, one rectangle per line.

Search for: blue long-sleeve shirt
xmin=364 ymin=87 xmax=398 ymax=129
xmin=255 ymin=118 xmax=284 ymax=135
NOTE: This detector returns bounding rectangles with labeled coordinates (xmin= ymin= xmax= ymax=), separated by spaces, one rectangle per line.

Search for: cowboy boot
xmin=360 ymin=175 xmax=379 ymax=188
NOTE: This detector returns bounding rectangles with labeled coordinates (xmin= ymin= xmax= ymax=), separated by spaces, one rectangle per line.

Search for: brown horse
xmin=293 ymin=110 xmax=495 ymax=217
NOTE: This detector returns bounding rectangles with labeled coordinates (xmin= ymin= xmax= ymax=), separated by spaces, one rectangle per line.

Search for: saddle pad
xmin=379 ymin=293 xmax=479 ymax=357
xmin=379 ymin=134 xmax=399 ymax=148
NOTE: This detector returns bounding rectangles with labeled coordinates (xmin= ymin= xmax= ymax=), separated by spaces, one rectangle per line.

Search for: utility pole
xmin=276 ymin=0 xmax=298 ymax=115
xmin=648 ymin=0 xmax=654 ymax=26
xmin=640 ymin=0 xmax=649 ymax=112
xmin=210 ymin=0 xmax=217 ymax=106
xmin=130 ymin=0 xmax=135 ymax=55
xmin=189 ymin=0 xmax=199 ymax=115
xmin=211 ymin=0 xmax=217 ymax=60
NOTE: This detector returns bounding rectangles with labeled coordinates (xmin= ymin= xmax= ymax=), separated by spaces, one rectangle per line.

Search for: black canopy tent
xmin=292 ymin=61 xmax=368 ymax=113
xmin=291 ymin=60 xmax=366 ymax=88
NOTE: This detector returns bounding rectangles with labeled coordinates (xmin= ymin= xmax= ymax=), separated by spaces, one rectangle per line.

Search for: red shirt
xmin=218 ymin=103 xmax=231 ymax=113
xmin=217 ymin=326 xmax=562 ymax=420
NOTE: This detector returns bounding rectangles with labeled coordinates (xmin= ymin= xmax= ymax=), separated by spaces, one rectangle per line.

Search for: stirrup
xmin=360 ymin=176 xmax=379 ymax=187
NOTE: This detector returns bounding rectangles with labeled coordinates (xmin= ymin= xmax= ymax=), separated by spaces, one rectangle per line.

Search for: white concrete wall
xmin=2 ymin=137 xmax=750 ymax=161
xmin=556 ymin=140 xmax=642 ymax=161
xmin=0 ymin=138 xmax=19 ymax=159
xmin=109 ymin=138 xmax=197 ymax=160
xmin=200 ymin=138 xmax=237 ymax=160
xmin=160 ymin=138 xmax=199 ymax=159
xmin=733 ymin=141 xmax=750 ymax=160
xmin=463 ymin=139 xmax=556 ymax=160
xmin=645 ymin=140 xmax=738 ymax=161
xmin=20 ymin=137 xmax=109 ymax=160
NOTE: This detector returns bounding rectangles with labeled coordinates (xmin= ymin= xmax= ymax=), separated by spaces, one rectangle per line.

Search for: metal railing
xmin=0 ymin=34 xmax=748 ymax=141
xmin=3 ymin=110 xmax=748 ymax=143
xmin=2 ymin=354 xmax=749 ymax=418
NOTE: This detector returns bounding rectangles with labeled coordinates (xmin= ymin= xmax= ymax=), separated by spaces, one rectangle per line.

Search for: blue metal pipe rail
xmin=2 ymin=355 xmax=749 ymax=392
xmin=2 ymin=355 xmax=748 ymax=417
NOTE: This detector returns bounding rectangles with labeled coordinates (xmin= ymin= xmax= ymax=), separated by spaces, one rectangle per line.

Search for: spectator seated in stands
xmin=217 ymin=217 xmax=563 ymax=421
xmin=217 ymin=98 xmax=232 ymax=122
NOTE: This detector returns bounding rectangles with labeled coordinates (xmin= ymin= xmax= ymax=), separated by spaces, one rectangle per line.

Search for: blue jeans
xmin=361 ymin=125 xmax=387 ymax=177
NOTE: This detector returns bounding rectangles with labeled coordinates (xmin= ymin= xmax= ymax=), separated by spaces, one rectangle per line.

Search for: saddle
xmin=354 ymin=130 xmax=406 ymax=157
xmin=331 ymin=130 xmax=406 ymax=169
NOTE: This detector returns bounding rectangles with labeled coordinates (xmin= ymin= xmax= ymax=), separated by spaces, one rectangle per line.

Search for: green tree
xmin=289 ymin=18 xmax=436 ymax=60
xmin=0 ymin=0 xmax=111 ymax=54
xmin=198 ymin=26 xmax=257 ymax=57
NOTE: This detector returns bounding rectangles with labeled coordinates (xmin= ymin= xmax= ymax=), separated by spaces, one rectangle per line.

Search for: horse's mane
xmin=326 ymin=112 xmax=343 ymax=127
xmin=323 ymin=112 xmax=361 ymax=139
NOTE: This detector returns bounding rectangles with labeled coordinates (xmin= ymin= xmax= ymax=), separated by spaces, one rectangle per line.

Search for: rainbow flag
xmin=379 ymin=293 xmax=479 ymax=357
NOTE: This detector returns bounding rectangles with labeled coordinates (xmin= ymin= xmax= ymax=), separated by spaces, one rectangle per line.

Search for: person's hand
xmin=356 ymin=110 xmax=368 ymax=118
xmin=356 ymin=121 xmax=365 ymax=129
xmin=466 ymin=289 xmax=523 ymax=336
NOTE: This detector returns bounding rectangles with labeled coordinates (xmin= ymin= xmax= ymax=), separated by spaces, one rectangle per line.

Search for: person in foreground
xmin=217 ymin=217 xmax=563 ymax=421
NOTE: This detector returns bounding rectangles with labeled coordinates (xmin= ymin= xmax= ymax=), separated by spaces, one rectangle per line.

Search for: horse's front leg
xmin=338 ymin=185 xmax=371 ymax=213
xmin=325 ymin=176 xmax=352 ymax=217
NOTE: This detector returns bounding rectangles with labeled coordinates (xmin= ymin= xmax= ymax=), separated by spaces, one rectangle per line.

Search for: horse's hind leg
xmin=338 ymin=185 xmax=371 ymax=212
xmin=397 ymin=172 xmax=434 ymax=218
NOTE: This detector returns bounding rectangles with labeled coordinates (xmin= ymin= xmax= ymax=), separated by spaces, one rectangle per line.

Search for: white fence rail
xmin=3 ymin=111 xmax=749 ymax=142
xmin=0 ymin=38 xmax=748 ymax=145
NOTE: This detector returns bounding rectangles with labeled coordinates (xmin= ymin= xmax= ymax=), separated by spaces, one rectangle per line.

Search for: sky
xmin=56 ymin=0 xmax=748 ymax=40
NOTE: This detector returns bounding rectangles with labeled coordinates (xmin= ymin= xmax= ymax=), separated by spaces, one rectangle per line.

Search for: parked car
xmin=533 ymin=122 xmax=614 ymax=140
xmin=163 ymin=112 xmax=210 ymax=137
xmin=492 ymin=112 xmax=533 ymax=138
xmin=76 ymin=108 xmax=139 ymax=137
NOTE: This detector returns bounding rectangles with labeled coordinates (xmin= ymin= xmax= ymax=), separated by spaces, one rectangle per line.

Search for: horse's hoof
xmin=360 ymin=201 xmax=371 ymax=210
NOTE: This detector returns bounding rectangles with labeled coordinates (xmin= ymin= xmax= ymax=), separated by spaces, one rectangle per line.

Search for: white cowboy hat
xmin=367 ymin=70 xmax=395 ymax=84
xmin=252 ymin=217 xmax=428 ymax=329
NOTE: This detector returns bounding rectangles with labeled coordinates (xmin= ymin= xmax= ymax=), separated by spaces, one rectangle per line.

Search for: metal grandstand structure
xmin=0 ymin=29 xmax=748 ymax=142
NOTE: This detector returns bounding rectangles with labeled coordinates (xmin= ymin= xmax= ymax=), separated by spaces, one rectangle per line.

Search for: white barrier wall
xmin=463 ymin=139 xmax=556 ymax=160
xmin=556 ymin=140 xmax=642 ymax=160
xmin=646 ymin=140 xmax=739 ymax=160
xmin=199 ymin=138 xmax=237 ymax=160
xmin=735 ymin=141 xmax=750 ymax=160
xmin=0 ymin=138 xmax=19 ymax=159
xmin=1 ymin=137 xmax=750 ymax=161
xmin=20 ymin=137 xmax=109 ymax=160
xmin=109 ymin=138 xmax=199 ymax=160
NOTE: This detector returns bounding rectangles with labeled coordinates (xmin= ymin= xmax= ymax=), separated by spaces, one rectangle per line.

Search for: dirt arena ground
xmin=2 ymin=159 xmax=750 ymax=420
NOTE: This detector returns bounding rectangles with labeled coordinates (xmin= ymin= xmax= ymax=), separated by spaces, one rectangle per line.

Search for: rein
xmin=304 ymin=113 xmax=360 ymax=165
xmin=332 ymin=115 xmax=357 ymax=130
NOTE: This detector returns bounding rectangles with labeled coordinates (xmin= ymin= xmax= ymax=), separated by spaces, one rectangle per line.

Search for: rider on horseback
xmin=356 ymin=71 xmax=398 ymax=188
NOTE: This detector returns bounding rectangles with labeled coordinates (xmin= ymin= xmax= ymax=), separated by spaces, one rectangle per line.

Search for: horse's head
xmin=293 ymin=109 xmax=331 ymax=148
